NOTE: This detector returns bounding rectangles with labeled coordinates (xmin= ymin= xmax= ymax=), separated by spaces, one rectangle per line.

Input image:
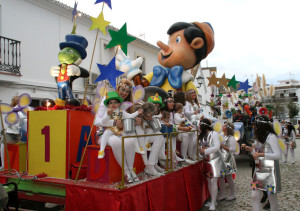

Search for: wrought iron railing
xmin=0 ymin=36 xmax=21 ymax=75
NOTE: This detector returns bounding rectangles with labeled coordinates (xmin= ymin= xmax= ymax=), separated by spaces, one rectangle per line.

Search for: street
xmin=200 ymin=138 xmax=300 ymax=211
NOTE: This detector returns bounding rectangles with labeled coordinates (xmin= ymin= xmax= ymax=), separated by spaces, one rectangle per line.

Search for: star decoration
xmin=227 ymin=93 xmax=232 ymax=98
xmin=266 ymin=185 xmax=275 ymax=195
xmin=218 ymin=93 xmax=223 ymax=97
xmin=106 ymin=23 xmax=136 ymax=55
xmin=72 ymin=1 xmax=78 ymax=22
xmin=211 ymin=93 xmax=214 ymax=97
xmin=238 ymin=79 xmax=252 ymax=93
xmin=95 ymin=0 xmax=112 ymax=9
xmin=94 ymin=57 xmax=124 ymax=89
xmin=227 ymin=75 xmax=239 ymax=90
xmin=238 ymin=94 xmax=243 ymax=99
xmin=207 ymin=73 xmax=219 ymax=87
xmin=89 ymin=12 xmax=110 ymax=35
xmin=219 ymin=73 xmax=230 ymax=88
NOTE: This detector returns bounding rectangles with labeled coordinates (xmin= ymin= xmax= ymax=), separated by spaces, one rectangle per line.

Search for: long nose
xmin=157 ymin=41 xmax=169 ymax=52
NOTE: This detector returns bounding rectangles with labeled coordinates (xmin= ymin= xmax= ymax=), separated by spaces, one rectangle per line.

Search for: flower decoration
xmin=220 ymin=170 xmax=226 ymax=178
xmin=227 ymin=165 xmax=232 ymax=172
xmin=225 ymin=110 xmax=232 ymax=118
xmin=227 ymin=93 xmax=232 ymax=98
xmin=266 ymin=185 xmax=275 ymax=195
xmin=259 ymin=107 xmax=268 ymax=115
xmin=206 ymin=172 xmax=213 ymax=178
xmin=251 ymin=181 xmax=258 ymax=190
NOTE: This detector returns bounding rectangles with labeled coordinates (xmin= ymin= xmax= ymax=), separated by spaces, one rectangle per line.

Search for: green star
xmin=106 ymin=23 xmax=136 ymax=55
xmin=238 ymin=94 xmax=243 ymax=99
xmin=227 ymin=75 xmax=239 ymax=90
xmin=219 ymin=93 xmax=223 ymax=97
xmin=89 ymin=12 xmax=110 ymax=35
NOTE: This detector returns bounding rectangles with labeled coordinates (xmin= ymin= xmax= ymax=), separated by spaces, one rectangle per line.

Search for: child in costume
xmin=199 ymin=118 xmax=227 ymax=211
xmin=174 ymin=103 xmax=196 ymax=162
xmin=185 ymin=88 xmax=203 ymax=122
xmin=218 ymin=122 xmax=237 ymax=201
xmin=98 ymin=91 xmax=143 ymax=159
xmin=283 ymin=123 xmax=296 ymax=164
xmin=250 ymin=115 xmax=281 ymax=211
xmin=135 ymin=102 xmax=165 ymax=176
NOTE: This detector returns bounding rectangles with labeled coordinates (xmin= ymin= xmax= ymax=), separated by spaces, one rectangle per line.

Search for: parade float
xmin=0 ymin=1 xmax=212 ymax=210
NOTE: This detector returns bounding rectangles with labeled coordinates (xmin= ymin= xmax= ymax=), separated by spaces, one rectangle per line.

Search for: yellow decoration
xmin=19 ymin=94 xmax=31 ymax=107
xmin=218 ymin=73 xmax=230 ymax=88
xmin=273 ymin=120 xmax=282 ymax=136
xmin=28 ymin=110 xmax=67 ymax=178
xmin=89 ymin=12 xmax=110 ymax=35
xmin=233 ymin=130 xmax=241 ymax=141
xmin=219 ymin=134 xmax=223 ymax=142
xmin=235 ymin=142 xmax=240 ymax=155
xmin=278 ymin=138 xmax=287 ymax=154
xmin=294 ymin=124 xmax=299 ymax=130
xmin=207 ymin=73 xmax=219 ymax=88
xmin=0 ymin=104 xmax=12 ymax=113
xmin=134 ymin=90 xmax=143 ymax=101
xmin=213 ymin=121 xmax=222 ymax=133
xmin=6 ymin=113 xmax=18 ymax=125
xmin=151 ymin=93 xmax=160 ymax=101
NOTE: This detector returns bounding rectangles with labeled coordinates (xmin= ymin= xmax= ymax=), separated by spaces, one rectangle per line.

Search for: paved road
xmin=200 ymin=138 xmax=300 ymax=211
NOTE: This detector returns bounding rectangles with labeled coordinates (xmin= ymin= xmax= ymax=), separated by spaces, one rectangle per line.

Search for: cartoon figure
xmin=120 ymin=22 xmax=214 ymax=92
xmin=50 ymin=34 xmax=89 ymax=106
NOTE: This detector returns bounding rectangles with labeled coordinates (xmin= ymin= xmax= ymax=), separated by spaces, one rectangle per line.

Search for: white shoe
xmin=282 ymin=160 xmax=287 ymax=163
xmin=204 ymin=202 xmax=211 ymax=207
xmin=217 ymin=195 xmax=226 ymax=201
xmin=154 ymin=164 xmax=165 ymax=173
xmin=130 ymin=170 xmax=139 ymax=182
xmin=176 ymin=156 xmax=185 ymax=162
xmin=135 ymin=147 xmax=145 ymax=155
xmin=144 ymin=165 xmax=159 ymax=176
xmin=125 ymin=171 xmax=133 ymax=183
xmin=98 ymin=150 xmax=105 ymax=159
xmin=226 ymin=195 xmax=236 ymax=201
xmin=209 ymin=204 xmax=216 ymax=210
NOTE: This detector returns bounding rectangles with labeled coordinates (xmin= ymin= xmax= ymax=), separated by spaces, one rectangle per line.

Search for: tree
xmin=287 ymin=100 xmax=299 ymax=120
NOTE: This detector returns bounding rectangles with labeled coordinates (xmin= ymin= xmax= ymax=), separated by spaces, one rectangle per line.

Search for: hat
xmin=148 ymin=93 xmax=165 ymax=108
xmin=193 ymin=22 xmax=215 ymax=59
xmin=59 ymin=34 xmax=88 ymax=59
xmin=104 ymin=91 xmax=123 ymax=106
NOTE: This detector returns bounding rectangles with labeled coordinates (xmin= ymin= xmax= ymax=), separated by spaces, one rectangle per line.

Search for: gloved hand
xmin=67 ymin=65 xmax=81 ymax=76
xmin=50 ymin=66 xmax=60 ymax=77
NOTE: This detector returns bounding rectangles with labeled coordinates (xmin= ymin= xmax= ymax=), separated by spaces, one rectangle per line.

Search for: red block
xmin=87 ymin=145 xmax=145 ymax=183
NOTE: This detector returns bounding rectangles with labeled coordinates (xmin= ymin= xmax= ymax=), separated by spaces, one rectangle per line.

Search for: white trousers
xmin=284 ymin=144 xmax=295 ymax=163
xmin=252 ymin=190 xmax=278 ymax=211
xmin=180 ymin=131 xmax=197 ymax=158
xmin=218 ymin=175 xmax=235 ymax=197
xmin=207 ymin=177 xmax=219 ymax=206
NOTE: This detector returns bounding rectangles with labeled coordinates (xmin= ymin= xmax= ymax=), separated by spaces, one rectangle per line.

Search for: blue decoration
xmin=94 ymin=57 xmax=124 ymax=89
xmin=150 ymin=65 xmax=183 ymax=89
xmin=225 ymin=110 xmax=232 ymax=118
xmin=72 ymin=1 xmax=78 ymax=22
xmin=238 ymin=79 xmax=252 ymax=94
xmin=95 ymin=0 xmax=112 ymax=9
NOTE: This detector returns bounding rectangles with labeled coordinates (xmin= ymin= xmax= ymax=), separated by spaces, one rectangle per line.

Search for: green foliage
xmin=287 ymin=100 xmax=299 ymax=119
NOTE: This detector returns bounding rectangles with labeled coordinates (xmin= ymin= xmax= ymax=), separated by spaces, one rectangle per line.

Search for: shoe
xmin=204 ymin=202 xmax=211 ymax=207
xmin=136 ymin=147 xmax=145 ymax=155
xmin=45 ymin=203 xmax=58 ymax=208
xmin=125 ymin=171 xmax=133 ymax=183
xmin=154 ymin=164 xmax=165 ymax=173
xmin=176 ymin=156 xmax=185 ymax=162
xmin=145 ymin=142 xmax=151 ymax=151
xmin=209 ymin=204 xmax=216 ymax=210
xmin=292 ymin=162 xmax=295 ymax=164
xmin=226 ymin=195 xmax=236 ymax=201
xmin=160 ymin=155 xmax=167 ymax=160
xmin=144 ymin=165 xmax=159 ymax=176
xmin=130 ymin=170 xmax=139 ymax=182
xmin=98 ymin=150 xmax=105 ymax=159
xmin=217 ymin=195 xmax=226 ymax=201
xmin=282 ymin=161 xmax=287 ymax=163
xmin=263 ymin=201 xmax=270 ymax=210
xmin=184 ymin=158 xmax=195 ymax=164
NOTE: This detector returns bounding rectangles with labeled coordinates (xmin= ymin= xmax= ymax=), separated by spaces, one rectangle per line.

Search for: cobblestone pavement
xmin=200 ymin=138 xmax=300 ymax=211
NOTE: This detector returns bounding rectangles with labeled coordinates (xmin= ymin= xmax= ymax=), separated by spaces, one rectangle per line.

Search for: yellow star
xmin=219 ymin=73 xmax=230 ymax=88
xmin=207 ymin=73 xmax=220 ymax=88
xmin=89 ymin=11 xmax=110 ymax=35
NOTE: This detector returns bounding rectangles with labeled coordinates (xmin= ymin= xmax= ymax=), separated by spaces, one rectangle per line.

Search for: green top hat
xmin=148 ymin=93 xmax=165 ymax=108
xmin=104 ymin=91 xmax=123 ymax=106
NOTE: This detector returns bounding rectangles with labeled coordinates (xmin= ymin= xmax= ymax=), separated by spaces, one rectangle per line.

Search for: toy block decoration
xmin=27 ymin=110 xmax=96 ymax=179
xmin=87 ymin=145 xmax=145 ymax=183
xmin=4 ymin=143 xmax=27 ymax=172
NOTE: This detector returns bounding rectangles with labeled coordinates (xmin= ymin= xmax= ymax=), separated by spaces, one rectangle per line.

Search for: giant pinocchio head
xmin=157 ymin=22 xmax=214 ymax=70
xmin=58 ymin=34 xmax=88 ymax=64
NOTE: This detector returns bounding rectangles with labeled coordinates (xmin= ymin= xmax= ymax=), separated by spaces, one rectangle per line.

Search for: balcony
xmin=262 ymin=96 xmax=298 ymax=103
xmin=0 ymin=36 xmax=21 ymax=75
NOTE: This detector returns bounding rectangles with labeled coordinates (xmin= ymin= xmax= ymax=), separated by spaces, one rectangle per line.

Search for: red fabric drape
xmin=65 ymin=162 xmax=208 ymax=211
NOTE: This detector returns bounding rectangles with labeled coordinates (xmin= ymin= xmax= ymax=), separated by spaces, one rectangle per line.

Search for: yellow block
xmin=28 ymin=110 xmax=67 ymax=178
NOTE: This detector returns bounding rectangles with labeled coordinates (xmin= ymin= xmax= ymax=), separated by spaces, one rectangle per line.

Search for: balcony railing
xmin=0 ymin=36 xmax=21 ymax=75
xmin=262 ymin=96 xmax=298 ymax=103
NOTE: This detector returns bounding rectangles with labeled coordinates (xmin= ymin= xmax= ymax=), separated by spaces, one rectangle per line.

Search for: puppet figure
xmin=120 ymin=22 xmax=214 ymax=93
xmin=50 ymin=34 xmax=89 ymax=106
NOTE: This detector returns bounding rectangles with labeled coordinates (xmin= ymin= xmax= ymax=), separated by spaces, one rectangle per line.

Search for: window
xmin=280 ymin=93 xmax=284 ymax=98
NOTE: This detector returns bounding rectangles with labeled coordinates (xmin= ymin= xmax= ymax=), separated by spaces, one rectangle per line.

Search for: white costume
xmin=94 ymin=97 xmax=138 ymax=182
xmin=218 ymin=135 xmax=237 ymax=201
xmin=252 ymin=133 xmax=282 ymax=211
xmin=283 ymin=129 xmax=296 ymax=163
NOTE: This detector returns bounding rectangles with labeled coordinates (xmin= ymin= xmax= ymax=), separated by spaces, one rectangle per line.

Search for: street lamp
xmin=196 ymin=76 xmax=204 ymax=88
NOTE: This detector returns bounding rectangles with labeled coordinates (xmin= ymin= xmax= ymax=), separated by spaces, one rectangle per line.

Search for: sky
xmin=59 ymin=0 xmax=300 ymax=85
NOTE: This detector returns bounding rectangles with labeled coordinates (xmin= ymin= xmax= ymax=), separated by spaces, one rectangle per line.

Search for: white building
xmin=0 ymin=0 xmax=160 ymax=107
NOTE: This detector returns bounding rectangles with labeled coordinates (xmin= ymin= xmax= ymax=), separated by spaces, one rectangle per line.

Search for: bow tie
xmin=150 ymin=65 xmax=183 ymax=89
